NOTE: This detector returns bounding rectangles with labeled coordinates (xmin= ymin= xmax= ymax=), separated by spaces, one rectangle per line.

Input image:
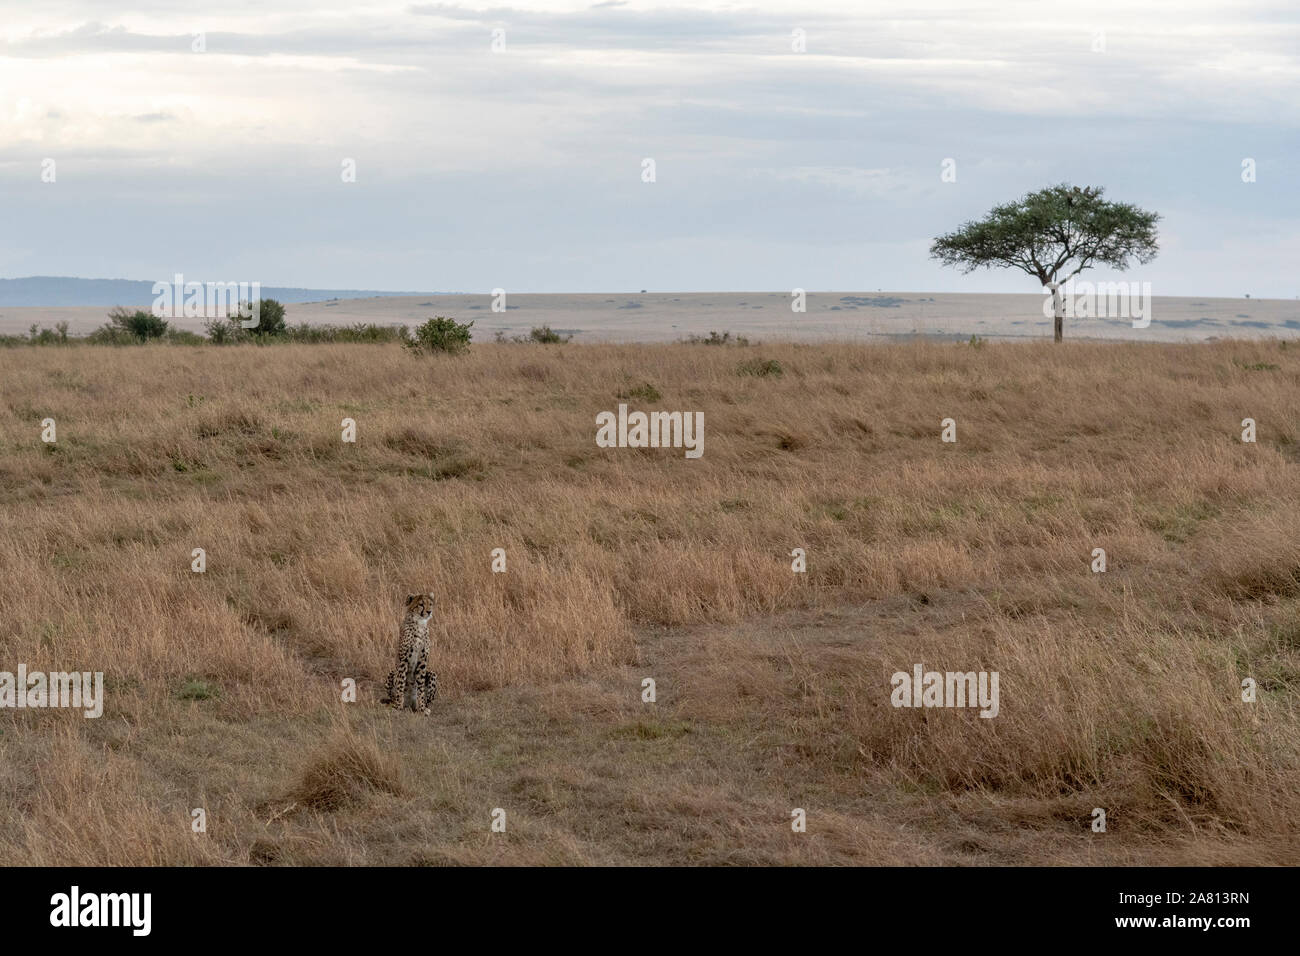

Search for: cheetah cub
xmin=382 ymin=593 xmax=438 ymax=714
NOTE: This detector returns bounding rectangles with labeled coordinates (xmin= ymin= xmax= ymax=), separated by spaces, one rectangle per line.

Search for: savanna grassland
xmin=0 ymin=337 xmax=1298 ymax=865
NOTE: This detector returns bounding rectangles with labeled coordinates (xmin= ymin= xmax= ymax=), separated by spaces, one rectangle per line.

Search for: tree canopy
xmin=930 ymin=184 xmax=1160 ymax=287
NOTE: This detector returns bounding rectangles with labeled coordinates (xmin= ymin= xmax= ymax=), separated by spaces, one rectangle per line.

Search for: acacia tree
xmin=930 ymin=184 xmax=1160 ymax=342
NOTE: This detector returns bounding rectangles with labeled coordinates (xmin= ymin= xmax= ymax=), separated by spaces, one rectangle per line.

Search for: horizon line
xmin=1 ymin=277 xmax=1295 ymax=303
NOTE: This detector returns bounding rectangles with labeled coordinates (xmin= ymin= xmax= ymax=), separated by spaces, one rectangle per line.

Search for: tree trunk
xmin=1049 ymin=281 xmax=1064 ymax=342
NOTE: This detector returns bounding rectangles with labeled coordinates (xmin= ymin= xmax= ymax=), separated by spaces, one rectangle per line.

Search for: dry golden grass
xmin=0 ymin=338 xmax=1297 ymax=865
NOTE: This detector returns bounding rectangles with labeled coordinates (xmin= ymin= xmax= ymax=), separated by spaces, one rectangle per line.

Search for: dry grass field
xmin=0 ymin=337 xmax=1297 ymax=865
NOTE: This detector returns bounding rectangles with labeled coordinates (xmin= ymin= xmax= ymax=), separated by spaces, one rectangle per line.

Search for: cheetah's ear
xmin=406 ymin=593 xmax=419 ymax=605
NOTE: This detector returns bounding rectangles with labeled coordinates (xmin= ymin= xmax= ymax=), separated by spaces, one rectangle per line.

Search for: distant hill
xmin=0 ymin=277 xmax=435 ymax=308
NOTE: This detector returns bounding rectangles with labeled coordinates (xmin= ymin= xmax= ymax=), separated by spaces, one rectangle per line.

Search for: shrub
xmin=245 ymin=298 xmax=287 ymax=337
xmin=203 ymin=316 xmax=246 ymax=344
xmin=202 ymin=318 xmax=410 ymax=345
xmin=492 ymin=326 xmax=571 ymax=344
xmin=685 ymin=330 xmax=749 ymax=346
xmin=407 ymin=316 xmax=473 ymax=355
xmin=529 ymin=325 xmax=571 ymax=344
xmin=26 ymin=324 xmax=68 ymax=346
xmin=284 ymin=322 xmax=409 ymax=344
xmin=84 ymin=327 xmax=117 ymax=345
xmin=737 ymin=357 xmax=783 ymax=377
xmin=86 ymin=324 xmax=130 ymax=345
xmin=93 ymin=307 xmax=169 ymax=343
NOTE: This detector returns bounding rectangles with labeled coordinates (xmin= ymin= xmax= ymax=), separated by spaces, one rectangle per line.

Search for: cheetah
xmin=381 ymin=593 xmax=438 ymax=714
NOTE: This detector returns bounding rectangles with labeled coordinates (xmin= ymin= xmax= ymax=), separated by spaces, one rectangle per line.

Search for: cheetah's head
xmin=404 ymin=592 xmax=436 ymax=621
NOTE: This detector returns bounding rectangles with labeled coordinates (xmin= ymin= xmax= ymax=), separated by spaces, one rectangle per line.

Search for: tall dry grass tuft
xmin=283 ymin=722 xmax=406 ymax=813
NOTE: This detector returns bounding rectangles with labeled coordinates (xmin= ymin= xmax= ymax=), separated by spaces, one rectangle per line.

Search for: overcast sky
xmin=1 ymin=1 xmax=1296 ymax=295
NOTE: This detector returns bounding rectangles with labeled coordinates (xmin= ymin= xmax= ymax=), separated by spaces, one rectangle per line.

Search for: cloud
xmin=0 ymin=0 xmax=1295 ymax=294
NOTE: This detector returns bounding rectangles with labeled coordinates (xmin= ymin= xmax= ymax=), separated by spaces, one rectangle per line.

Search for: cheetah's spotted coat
xmin=382 ymin=592 xmax=438 ymax=714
